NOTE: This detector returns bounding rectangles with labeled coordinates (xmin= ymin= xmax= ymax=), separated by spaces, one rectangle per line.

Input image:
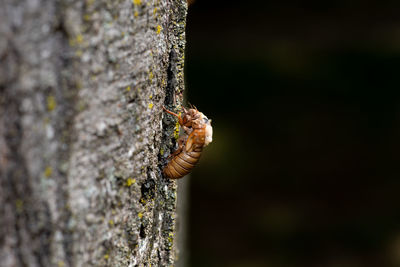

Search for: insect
xmin=163 ymin=105 xmax=213 ymax=179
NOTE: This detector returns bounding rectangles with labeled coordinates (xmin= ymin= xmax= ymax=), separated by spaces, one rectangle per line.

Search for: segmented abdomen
xmin=163 ymin=146 xmax=203 ymax=179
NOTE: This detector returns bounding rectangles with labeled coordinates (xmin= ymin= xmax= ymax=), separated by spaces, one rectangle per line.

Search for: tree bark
xmin=0 ymin=0 xmax=187 ymax=266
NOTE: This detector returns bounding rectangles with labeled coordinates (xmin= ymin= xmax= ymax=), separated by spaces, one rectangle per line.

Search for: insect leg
xmin=163 ymin=106 xmax=180 ymax=117
xmin=163 ymin=105 xmax=186 ymax=126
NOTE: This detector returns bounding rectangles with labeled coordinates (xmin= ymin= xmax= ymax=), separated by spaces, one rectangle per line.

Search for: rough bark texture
xmin=0 ymin=0 xmax=187 ymax=266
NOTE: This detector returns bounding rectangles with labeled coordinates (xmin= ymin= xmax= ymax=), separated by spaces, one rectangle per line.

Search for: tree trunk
xmin=0 ymin=0 xmax=187 ymax=266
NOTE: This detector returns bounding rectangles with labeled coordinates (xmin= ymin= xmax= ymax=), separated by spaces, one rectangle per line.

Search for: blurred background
xmin=184 ymin=1 xmax=400 ymax=267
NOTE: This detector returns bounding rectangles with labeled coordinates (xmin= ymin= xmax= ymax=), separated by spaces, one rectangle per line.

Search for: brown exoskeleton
xmin=163 ymin=105 xmax=213 ymax=179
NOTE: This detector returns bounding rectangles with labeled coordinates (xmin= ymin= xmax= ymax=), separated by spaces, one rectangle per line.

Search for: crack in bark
xmin=164 ymin=48 xmax=179 ymax=107
xmin=54 ymin=11 xmax=76 ymax=265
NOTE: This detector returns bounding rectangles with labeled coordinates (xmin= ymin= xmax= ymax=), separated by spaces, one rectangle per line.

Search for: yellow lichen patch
xmin=153 ymin=7 xmax=157 ymax=15
xmin=126 ymin=86 xmax=131 ymax=92
xmin=75 ymin=50 xmax=83 ymax=57
xmin=156 ymin=25 xmax=162 ymax=34
xmin=15 ymin=199 xmax=23 ymax=213
xmin=69 ymin=34 xmax=84 ymax=47
xmin=108 ymin=219 xmax=114 ymax=226
xmin=83 ymin=14 xmax=91 ymax=21
xmin=76 ymin=34 xmax=83 ymax=44
xmin=138 ymin=212 xmax=143 ymax=219
xmin=167 ymin=232 xmax=174 ymax=248
xmin=149 ymin=94 xmax=153 ymax=99
xmin=58 ymin=261 xmax=65 ymax=267
xmin=174 ymin=119 xmax=180 ymax=139
xmin=132 ymin=0 xmax=141 ymax=5
xmin=125 ymin=178 xmax=136 ymax=187
xmin=47 ymin=96 xmax=56 ymax=111
xmin=86 ymin=0 xmax=95 ymax=6
xmin=77 ymin=100 xmax=86 ymax=111
xmin=134 ymin=10 xmax=139 ymax=17
xmin=76 ymin=80 xmax=82 ymax=89
xmin=104 ymin=254 xmax=109 ymax=260
xmin=148 ymin=71 xmax=154 ymax=81
xmin=160 ymin=148 xmax=164 ymax=156
xmin=44 ymin=166 xmax=53 ymax=178
xmin=148 ymin=103 xmax=154 ymax=109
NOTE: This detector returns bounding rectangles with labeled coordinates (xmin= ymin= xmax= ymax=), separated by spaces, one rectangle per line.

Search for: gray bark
xmin=0 ymin=0 xmax=187 ymax=266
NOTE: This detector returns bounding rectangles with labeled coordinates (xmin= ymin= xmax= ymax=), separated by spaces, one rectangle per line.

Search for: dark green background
xmin=185 ymin=1 xmax=400 ymax=266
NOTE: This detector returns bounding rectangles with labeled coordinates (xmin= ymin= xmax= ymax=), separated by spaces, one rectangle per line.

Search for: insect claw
xmin=188 ymin=102 xmax=197 ymax=110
